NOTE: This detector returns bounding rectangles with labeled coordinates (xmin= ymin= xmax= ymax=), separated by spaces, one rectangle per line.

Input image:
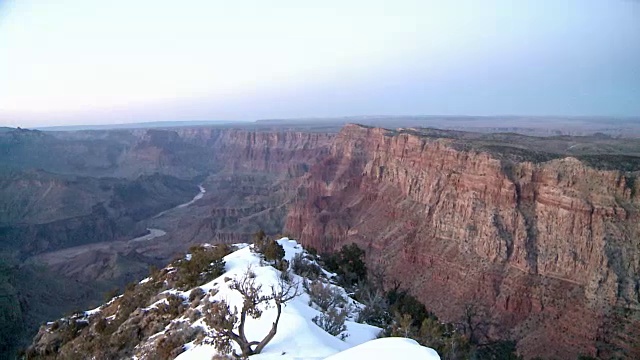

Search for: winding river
xmin=140 ymin=184 xmax=206 ymax=241
xmin=29 ymin=184 xmax=207 ymax=265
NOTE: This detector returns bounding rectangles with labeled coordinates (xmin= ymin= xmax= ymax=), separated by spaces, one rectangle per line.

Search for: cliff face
xmin=206 ymin=130 xmax=333 ymax=176
xmin=285 ymin=124 xmax=640 ymax=359
xmin=120 ymin=128 xmax=334 ymax=178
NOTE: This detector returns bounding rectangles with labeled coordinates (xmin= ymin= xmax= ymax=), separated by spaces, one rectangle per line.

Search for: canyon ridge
xmin=1 ymin=118 xmax=639 ymax=359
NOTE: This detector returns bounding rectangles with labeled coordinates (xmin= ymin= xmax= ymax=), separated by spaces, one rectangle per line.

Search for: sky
xmin=0 ymin=0 xmax=639 ymax=127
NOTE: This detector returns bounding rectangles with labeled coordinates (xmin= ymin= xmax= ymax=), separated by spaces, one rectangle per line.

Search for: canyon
xmin=1 ymin=120 xmax=639 ymax=358
xmin=285 ymin=125 xmax=640 ymax=359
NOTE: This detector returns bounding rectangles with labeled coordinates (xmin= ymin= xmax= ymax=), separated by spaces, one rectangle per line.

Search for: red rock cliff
xmin=124 ymin=127 xmax=334 ymax=178
xmin=205 ymin=129 xmax=333 ymax=175
xmin=285 ymin=124 xmax=640 ymax=359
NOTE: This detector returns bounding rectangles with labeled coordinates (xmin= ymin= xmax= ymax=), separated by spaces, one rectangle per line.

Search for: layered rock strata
xmin=286 ymin=124 xmax=640 ymax=359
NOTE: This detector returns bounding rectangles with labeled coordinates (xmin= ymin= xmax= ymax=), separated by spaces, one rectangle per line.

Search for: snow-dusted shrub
xmin=156 ymin=294 xmax=187 ymax=317
xmin=153 ymin=322 xmax=203 ymax=360
xmin=172 ymin=244 xmax=230 ymax=290
xmin=154 ymin=332 xmax=187 ymax=360
xmin=186 ymin=308 xmax=202 ymax=322
xmin=252 ymin=229 xmax=286 ymax=265
xmin=304 ymin=279 xmax=346 ymax=312
xmin=110 ymin=278 xmax=164 ymax=332
xmin=263 ymin=240 xmax=285 ymax=263
xmin=355 ymin=285 xmax=390 ymax=327
xmin=210 ymin=354 xmax=235 ymax=360
xmin=312 ymin=307 xmax=348 ymax=339
xmin=291 ymin=253 xmax=323 ymax=280
xmin=189 ymin=287 xmax=205 ymax=304
xmin=279 ymin=268 xmax=293 ymax=283
xmin=275 ymin=258 xmax=289 ymax=272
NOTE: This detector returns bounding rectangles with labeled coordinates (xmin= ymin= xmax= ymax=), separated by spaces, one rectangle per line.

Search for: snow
xmin=324 ymin=337 xmax=441 ymax=360
xmin=84 ymin=305 xmax=102 ymax=316
xmin=165 ymin=238 xmax=440 ymax=360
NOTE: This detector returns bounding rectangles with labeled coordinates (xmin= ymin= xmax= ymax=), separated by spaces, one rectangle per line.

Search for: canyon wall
xmin=0 ymin=125 xmax=335 ymax=258
xmin=126 ymin=127 xmax=336 ymax=248
xmin=119 ymin=128 xmax=334 ymax=178
xmin=285 ymin=124 xmax=640 ymax=359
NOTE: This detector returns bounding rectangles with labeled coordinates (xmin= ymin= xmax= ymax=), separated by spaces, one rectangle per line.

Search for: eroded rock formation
xmin=286 ymin=124 xmax=640 ymax=359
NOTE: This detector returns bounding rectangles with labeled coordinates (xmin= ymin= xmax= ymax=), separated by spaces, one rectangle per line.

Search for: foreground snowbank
xmin=324 ymin=337 xmax=441 ymax=360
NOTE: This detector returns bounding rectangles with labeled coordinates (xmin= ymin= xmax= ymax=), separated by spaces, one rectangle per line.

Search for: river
xmin=28 ymin=184 xmax=207 ymax=265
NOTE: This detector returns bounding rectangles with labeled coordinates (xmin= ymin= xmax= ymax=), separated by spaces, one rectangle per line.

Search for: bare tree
xmin=203 ymin=269 xmax=301 ymax=358
xmin=460 ymin=302 xmax=489 ymax=345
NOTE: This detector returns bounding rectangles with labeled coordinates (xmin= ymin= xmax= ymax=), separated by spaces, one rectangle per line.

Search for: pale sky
xmin=0 ymin=0 xmax=639 ymax=127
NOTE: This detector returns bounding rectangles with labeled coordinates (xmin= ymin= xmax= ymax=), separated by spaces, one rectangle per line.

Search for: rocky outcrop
xmin=285 ymin=124 xmax=640 ymax=359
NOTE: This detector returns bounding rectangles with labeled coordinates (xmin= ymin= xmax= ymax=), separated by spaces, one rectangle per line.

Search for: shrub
xmin=279 ymin=268 xmax=292 ymax=283
xmin=474 ymin=340 xmax=521 ymax=360
xmin=260 ymin=240 xmax=285 ymax=264
xmin=252 ymin=229 xmax=285 ymax=264
xmin=321 ymin=243 xmax=366 ymax=286
xmin=154 ymin=333 xmax=185 ymax=360
xmin=251 ymin=229 xmax=268 ymax=254
xmin=156 ymin=294 xmax=186 ymax=317
xmin=355 ymin=286 xmax=390 ymax=327
xmin=304 ymin=280 xmax=346 ymax=312
xmin=275 ymin=258 xmax=289 ymax=272
xmin=263 ymin=240 xmax=285 ymax=262
xmin=306 ymin=246 xmax=318 ymax=256
xmin=107 ymin=279 xmax=164 ymax=332
xmin=189 ymin=287 xmax=205 ymax=303
xmin=173 ymin=244 xmax=229 ymax=290
xmin=186 ymin=308 xmax=202 ymax=322
xmin=291 ymin=253 xmax=323 ymax=280
xmin=386 ymin=288 xmax=434 ymax=327
xmin=94 ymin=316 xmax=107 ymax=334
xmin=103 ymin=287 xmax=121 ymax=302
xmin=384 ymin=312 xmax=471 ymax=360
xmin=153 ymin=323 xmax=204 ymax=360
xmin=210 ymin=243 xmax=234 ymax=259
xmin=211 ymin=355 xmax=235 ymax=360
xmin=312 ymin=307 xmax=348 ymax=339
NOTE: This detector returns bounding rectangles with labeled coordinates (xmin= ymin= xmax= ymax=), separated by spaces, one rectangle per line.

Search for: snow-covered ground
xmin=171 ymin=238 xmax=440 ymax=360
xmin=324 ymin=337 xmax=441 ymax=360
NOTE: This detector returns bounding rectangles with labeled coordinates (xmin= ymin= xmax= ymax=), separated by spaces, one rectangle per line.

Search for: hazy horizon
xmin=1 ymin=0 xmax=639 ymax=127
